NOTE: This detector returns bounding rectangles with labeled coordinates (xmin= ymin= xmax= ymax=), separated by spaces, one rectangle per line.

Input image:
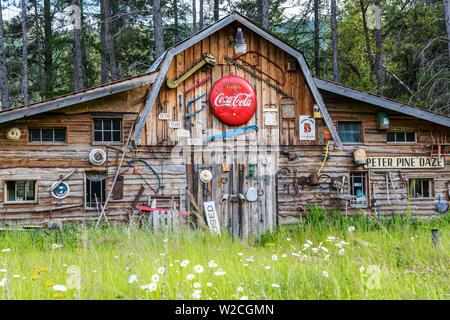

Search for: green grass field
xmin=0 ymin=209 xmax=448 ymax=300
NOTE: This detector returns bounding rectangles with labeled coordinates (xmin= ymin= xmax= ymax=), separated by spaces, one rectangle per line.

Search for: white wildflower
xmin=237 ymin=286 xmax=244 ymax=292
xmin=339 ymin=248 xmax=345 ymax=255
xmin=186 ymin=274 xmax=195 ymax=281
xmin=151 ymin=274 xmax=160 ymax=282
xmin=240 ymin=296 xmax=249 ymax=300
xmin=324 ymin=255 xmax=330 ymax=260
xmin=312 ymin=248 xmax=319 ymax=253
xmin=194 ymin=265 xmax=204 ymax=273
xmin=286 ymin=238 xmax=291 ymax=241
xmin=265 ymin=266 xmax=271 ymax=270
xmin=271 ymin=283 xmax=280 ymax=288
xmin=1 ymin=248 xmax=11 ymax=252
xmin=359 ymin=266 xmax=365 ymax=273
xmin=282 ymin=254 xmax=287 ymax=258
xmin=192 ymin=289 xmax=201 ymax=299
xmin=272 ymin=255 xmax=278 ymax=261
xmin=208 ymin=261 xmax=218 ymax=268
xmin=348 ymin=226 xmax=355 ymax=232
xmin=0 ymin=269 xmax=7 ymax=273
xmin=52 ymin=244 xmax=62 ymax=250
xmin=128 ymin=274 xmax=138 ymax=284
xmin=180 ymin=260 xmax=190 ymax=268
xmin=238 ymin=252 xmax=243 ymax=256
xmin=321 ymin=247 xmax=328 ymax=252
xmin=306 ymin=240 xmax=313 ymax=245
xmin=53 ymin=284 xmax=68 ymax=292
xmin=322 ymin=271 xmax=329 ymax=278
xmin=0 ymin=278 xmax=7 ymax=287
xmin=207 ymin=282 xmax=213 ymax=287
xmin=193 ymin=282 xmax=201 ymax=289
xmin=157 ymin=267 xmax=165 ymax=274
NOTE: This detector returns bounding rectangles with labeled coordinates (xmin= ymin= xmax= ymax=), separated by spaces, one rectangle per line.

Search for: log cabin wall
xmin=0 ymin=85 xmax=187 ymax=224
xmin=277 ymin=98 xmax=450 ymax=225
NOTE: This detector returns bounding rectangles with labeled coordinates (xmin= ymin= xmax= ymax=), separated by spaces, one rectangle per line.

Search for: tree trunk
xmin=199 ymin=0 xmax=204 ymax=30
xmin=214 ymin=0 xmax=219 ymax=21
xmin=261 ymin=0 xmax=269 ymax=30
xmin=330 ymin=0 xmax=339 ymax=82
xmin=21 ymin=0 xmax=29 ymax=105
xmin=100 ymin=0 xmax=109 ymax=84
xmin=443 ymin=0 xmax=450 ymax=63
xmin=314 ymin=0 xmax=320 ymax=77
xmin=374 ymin=0 xmax=383 ymax=95
xmin=73 ymin=0 xmax=84 ymax=91
xmin=359 ymin=0 xmax=374 ymax=71
xmin=174 ymin=0 xmax=179 ymax=43
xmin=33 ymin=0 xmax=44 ymax=92
xmin=192 ymin=0 xmax=197 ymax=33
xmin=104 ymin=0 xmax=117 ymax=81
xmin=0 ymin=2 xmax=10 ymax=109
xmin=153 ymin=0 xmax=165 ymax=59
xmin=43 ymin=0 xmax=52 ymax=95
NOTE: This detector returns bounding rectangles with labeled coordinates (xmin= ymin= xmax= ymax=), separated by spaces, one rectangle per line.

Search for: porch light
xmin=234 ymin=28 xmax=247 ymax=54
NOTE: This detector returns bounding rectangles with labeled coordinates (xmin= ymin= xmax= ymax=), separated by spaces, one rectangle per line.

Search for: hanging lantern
xmin=234 ymin=28 xmax=247 ymax=54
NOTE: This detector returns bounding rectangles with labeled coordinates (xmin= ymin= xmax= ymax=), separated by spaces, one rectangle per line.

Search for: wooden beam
xmin=315 ymin=78 xmax=450 ymax=128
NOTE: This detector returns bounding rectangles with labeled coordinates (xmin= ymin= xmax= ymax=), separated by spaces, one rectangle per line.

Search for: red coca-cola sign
xmin=209 ymin=75 xmax=257 ymax=126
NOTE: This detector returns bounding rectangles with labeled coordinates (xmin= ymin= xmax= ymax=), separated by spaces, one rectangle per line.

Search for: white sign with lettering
xmin=299 ymin=115 xmax=316 ymax=140
xmin=203 ymin=201 xmax=221 ymax=235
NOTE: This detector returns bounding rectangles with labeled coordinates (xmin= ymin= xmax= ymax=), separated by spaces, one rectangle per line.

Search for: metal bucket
xmin=323 ymin=125 xmax=335 ymax=140
xmin=377 ymin=112 xmax=390 ymax=129
xmin=354 ymin=148 xmax=367 ymax=165
xmin=309 ymin=173 xmax=319 ymax=186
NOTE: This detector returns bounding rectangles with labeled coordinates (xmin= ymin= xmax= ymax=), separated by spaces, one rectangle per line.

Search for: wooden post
xmin=431 ymin=229 xmax=440 ymax=246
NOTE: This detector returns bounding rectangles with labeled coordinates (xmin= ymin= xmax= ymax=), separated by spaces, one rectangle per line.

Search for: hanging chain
xmin=224 ymin=56 xmax=292 ymax=98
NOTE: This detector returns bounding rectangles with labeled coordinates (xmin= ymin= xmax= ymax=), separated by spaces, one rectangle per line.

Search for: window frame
xmin=27 ymin=126 xmax=68 ymax=145
xmin=91 ymin=117 xmax=123 ymax=145
xmin=337 ymin=121 xmax=364 ymax=144
xmin=3 ymin=179 xmax=38 ymax=204
xmin=84 ymin=171 xmax=107 ymax=210
xmin=407 ymin=177 xmax=434 ymax=200
xmin=349 ymin=171 xmax=370 ymax=209
xmin=386 ymin=130 xmax=417 ymax=144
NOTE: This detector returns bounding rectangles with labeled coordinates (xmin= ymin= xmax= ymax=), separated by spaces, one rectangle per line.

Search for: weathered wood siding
xmin=0 ymin=85 xmax=187 ymax=224
xmin=277 ymin=98 xmax=450 ymax=224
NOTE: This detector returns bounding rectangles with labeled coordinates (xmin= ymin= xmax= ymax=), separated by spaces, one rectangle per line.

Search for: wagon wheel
xmin=318 ymin=174 xmax=332 ymax=190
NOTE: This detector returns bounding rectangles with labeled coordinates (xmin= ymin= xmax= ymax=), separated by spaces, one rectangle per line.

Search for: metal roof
xmin=314 ymin=77 xmax=450 ymax=128
xmin=0 ymin=72 xmax=158 ymax=124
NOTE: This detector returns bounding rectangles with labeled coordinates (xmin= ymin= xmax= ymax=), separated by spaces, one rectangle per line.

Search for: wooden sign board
xmin=299 ymin=116 xmax=315 ymax=140
xmin=203 ymin=201 xmax=221 ymax=235
xmin=168 ymin=121 xmax=181 ymax=129
xmin=177 ymin=129 xmax=190 ymax=138
xmin=364 ymin=157 xmax=444 ymax=169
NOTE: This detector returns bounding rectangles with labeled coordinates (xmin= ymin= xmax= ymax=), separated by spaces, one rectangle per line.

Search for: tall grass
xmin=0 ymin=208 xmax=448 ymax=300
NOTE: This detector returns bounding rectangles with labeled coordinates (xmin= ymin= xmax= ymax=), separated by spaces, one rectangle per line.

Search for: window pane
xmin=94 ymin=120 xmax=102 ymax=130
xmin=6 ymin=181 xmax=15 ymax=201
xmin=86 ymin=173 xmax=106 ymax=208
xmin=30 ymin=129 xmax=41 ymax=142
xmin=103 ymin=120 xmax=112 ymax=130
xmin=26 ymin=181 xmax=35 ymax=200
xmin=94 ymin=131 xmax=103 ymax=142
xmin=113 ymin=131 xmax=121 ymax=142
xmin=338 ymin=122 xmax=361 ymax=143
xmin=387 ymin=132 xmax=395 ymax=142
xmin=112 ymin=120 xmax=121 ymax=130
xmin=406 ymin=132 xmax=415 ymax=142
xmin=352 ymin=132 xmax=361 ymax=143
xmin=42 ymin=129 xmax=53 ymax=141
xmin=103 ymin=131 xmax=112 ymax=141
xmin=54 ymin=129 xmax=66 ymax=142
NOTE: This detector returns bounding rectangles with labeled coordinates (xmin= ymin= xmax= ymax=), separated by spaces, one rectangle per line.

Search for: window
xmin=5 ymin=180 xmax=37 ymax=203
xmin=338 ymin=122 xmax=362 ymax=143
xmin=350 ymin=172 xmax=368 ymax=207
xmin=93 ymin=119 xmax=121 ymax=143
xmin=387 ymin=131 xmax=416 ymax=143
xmin=29 ymin=128 xmax=66 ymax=143
xmin=408 ymin=178 xmax=433 ymax=199
xmin=85 ymin=173 xmax=106 ymax=208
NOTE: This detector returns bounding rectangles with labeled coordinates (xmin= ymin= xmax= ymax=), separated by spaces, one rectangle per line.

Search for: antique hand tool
xmin=207 ymin=125 xmax=259 ymax=141
xmin=51 ymin=169 xmax=78 ymax=191
xmin=127 ymin=159 xmax=161 ymax=194
xmin=185 ymin=74 xmax=211 ymax=94
xmin=166 ymin=54 xmax=216 ymax=89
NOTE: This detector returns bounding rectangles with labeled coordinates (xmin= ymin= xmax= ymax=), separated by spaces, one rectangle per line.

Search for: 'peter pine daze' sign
xmin=210 ymin=75 xmax=257 ymax=126
xmin=364 ymin=157 xmax=444 ymax=169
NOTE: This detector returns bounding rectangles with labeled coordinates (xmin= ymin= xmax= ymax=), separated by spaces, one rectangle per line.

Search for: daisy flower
xmin=339 ymin=248 xmax=345 ymax=255
xmin=192 ymin=290 xmax=201 ymax=299
xmin=272 ymin=255 xmax=278 ymax=261
xmin=208 ymin=261 xmax=217 ymax=268
xmin=237 ymin=286 xmax=244 ymax=292
xmin=186 ymin=274 xmax=195 ymax=281
xmin=1 ymin=248 xmax=11 ymax=252
xmin=194 ymin=265 xmax=204 ymax=273
xmin=322 ymin=271 xmax=329 ymax=278
xmin=271 ymin=283 xmax=280 ymax=288
xmin=151 ymin=274 xmax=160 ymax=282
xmin=180 ymin=260 xmax=190 ymax=268
xmin=128 ymin=274 xmax=138 ymax=284
xmin=206 ymin=282 xmax=213 ymax=287
xmin=359 ymin=266 xmax=365 ymax=273
xmin=265 ymin=266 xmax=271 ymax=270
xmin=348 ymin=226 xmax=355 ymax=232
xmin=53 ymin=284 xmax=68 ymax=292
xmin=193 ymin=282 xmax=201 ymax=289
xmin=157 ymin=267 xmax=165 ymax=274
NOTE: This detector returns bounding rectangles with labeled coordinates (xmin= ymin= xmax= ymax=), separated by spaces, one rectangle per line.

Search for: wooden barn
xmin=0 ymin=13 xmax=449 ymax=238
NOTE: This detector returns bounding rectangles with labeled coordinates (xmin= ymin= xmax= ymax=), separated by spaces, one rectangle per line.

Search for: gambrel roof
xmin=130 ymin=12 xmax=345 ymax=149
